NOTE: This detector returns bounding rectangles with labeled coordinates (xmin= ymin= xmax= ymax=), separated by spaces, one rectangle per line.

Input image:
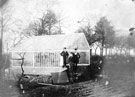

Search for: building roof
xmin=10 ymin=33 xmax=90 ymax=52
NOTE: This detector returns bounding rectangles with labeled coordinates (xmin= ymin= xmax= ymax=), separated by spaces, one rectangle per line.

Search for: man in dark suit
xmin=60 ymin=47 xmax=69 ymax=67
xmin=72 ymin=48 xmax=80 ymax=73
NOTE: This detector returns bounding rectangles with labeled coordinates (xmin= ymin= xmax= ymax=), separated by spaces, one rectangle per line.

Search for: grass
xmin=102 ymin=54 xmax=135 ymax=96
xmin=1 ymin=54 xmax=135 ymax=97
xmin=103 ymin=55 xmax=135 ymax=79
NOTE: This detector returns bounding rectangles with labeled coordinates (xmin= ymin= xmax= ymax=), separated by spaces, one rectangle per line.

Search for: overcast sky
xmin=9 ymin=0 xmax=135 ymax=34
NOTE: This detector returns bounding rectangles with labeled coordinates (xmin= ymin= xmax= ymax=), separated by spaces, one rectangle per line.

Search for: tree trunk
xmin=95 ymin=46 xmax=98 ymax=55
xmin=109 ymin=48 xmax=112 ymax=55
xmin=105 ymin=47 xmax=108 ymax=56
xmin=0 ymin=16 xmax=3 ymax=81
xmin=120 ymin=48 xmax=122 ymax=55
xmin=100 ymin=35 xmax=105 ymax=56
xmin=100 ymin=47 xmax=104 ymax=56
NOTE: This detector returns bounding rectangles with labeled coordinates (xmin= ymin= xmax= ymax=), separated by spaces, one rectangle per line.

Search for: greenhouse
xmin=9 ymin=33 xmax=90 ymax=75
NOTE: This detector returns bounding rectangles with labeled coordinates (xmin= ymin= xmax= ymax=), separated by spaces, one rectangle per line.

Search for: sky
xmin=2 ymin=0 xmax=135 ymax=52
xmin=6 ymin=0 xmax=135 ymax=35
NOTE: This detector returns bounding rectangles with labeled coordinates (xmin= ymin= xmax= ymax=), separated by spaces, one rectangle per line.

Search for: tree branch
xmin=18 ymin=53 xmax=25 ymax=82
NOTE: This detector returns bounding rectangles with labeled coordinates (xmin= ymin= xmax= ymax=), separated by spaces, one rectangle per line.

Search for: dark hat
xmin=74 ymin=48 xmax=78 ymax=50
xmin=129 ymin=28 xmax=135 ymax=31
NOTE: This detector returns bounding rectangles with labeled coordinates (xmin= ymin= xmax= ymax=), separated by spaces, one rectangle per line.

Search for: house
xmin=8 ymin=33 xmax=90 ymax=77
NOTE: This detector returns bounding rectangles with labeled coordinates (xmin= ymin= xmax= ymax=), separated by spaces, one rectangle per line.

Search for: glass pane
xmin=79 ymin=52 xmax=90 ymax=64
xmin=34 ymin=52 xmax=60 ymax=67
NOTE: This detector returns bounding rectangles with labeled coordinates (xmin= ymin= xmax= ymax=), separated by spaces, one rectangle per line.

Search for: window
xmin=34 ymin=52 xmax=60 ymax=67
xmin=79 ymin=52 xmax=90 ymax=64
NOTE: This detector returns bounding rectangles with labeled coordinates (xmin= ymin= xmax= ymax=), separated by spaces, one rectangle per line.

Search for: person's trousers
xmin=63 ymin=58 xmax=67 ymax=67
xmin=73 ymin=63 xmax=78 ymax=73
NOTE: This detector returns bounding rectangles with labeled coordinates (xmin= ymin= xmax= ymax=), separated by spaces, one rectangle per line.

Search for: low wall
xmin=6 ymin=65 xmax=91 ymax=81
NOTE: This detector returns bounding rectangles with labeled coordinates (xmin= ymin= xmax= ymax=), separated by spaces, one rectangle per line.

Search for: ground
xmin=0 ymin=54 xmax=135 ymax=97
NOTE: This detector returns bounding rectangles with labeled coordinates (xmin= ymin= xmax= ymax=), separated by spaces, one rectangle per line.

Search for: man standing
xmin=60 ymin=47 xmax=69 ymax=67
xmin=72 ymin=48 xmax=80 ymax=73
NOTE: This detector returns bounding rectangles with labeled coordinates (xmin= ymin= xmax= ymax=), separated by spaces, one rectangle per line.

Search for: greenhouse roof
xmin=10 ymin=33 xmax=90 ymax=52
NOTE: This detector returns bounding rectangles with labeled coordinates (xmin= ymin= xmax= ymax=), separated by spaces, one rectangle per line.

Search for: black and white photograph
xmin=0 ymin=0 xmax=135 ymax=97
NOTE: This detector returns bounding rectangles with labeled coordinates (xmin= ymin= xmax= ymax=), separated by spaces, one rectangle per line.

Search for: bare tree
xmin=76 ymin=23 xmax=102 ymax=55
xmin=17 ymin=53 xmax=25 ymax=82
xmin=76 ymin=23 xmax=97 ymax=44
xmin=114 ymin=36 xmax=129 ymax=55
xmin=0 ymin=3 xmax=12 ymax=79
xmin=11 ymin=52 xmax=26 ymax=82
xmin=127 ymin=33 xmax=135 ymax=55
xmin=91 ymin=42 xmax=101 ymax=55
xmin=0 ymin=0 xmax=9 ymax=8
xmin=25 ymin=9 xmax=60 ymax=36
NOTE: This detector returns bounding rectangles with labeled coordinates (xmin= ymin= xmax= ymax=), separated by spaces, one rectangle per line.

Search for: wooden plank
xmin=38 ymin=83 xmax=55 ymax=86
